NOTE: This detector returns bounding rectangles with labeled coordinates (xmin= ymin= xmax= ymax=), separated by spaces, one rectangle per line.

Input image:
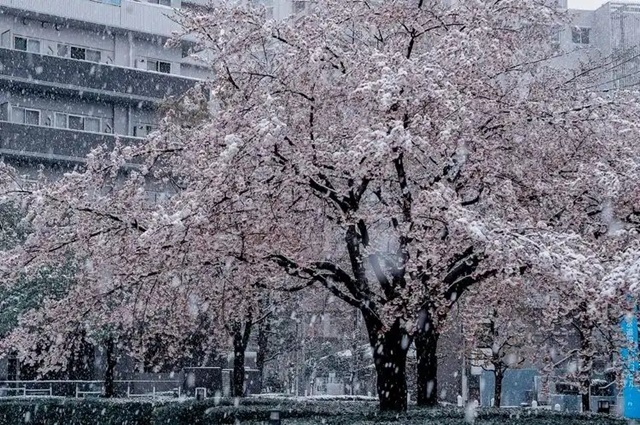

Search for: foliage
xmin=0 ymin=398 xmax=153 ymax=425
xmin=0 ymin=399 xmax=624 ymax=425
xmin=0 ymin=0 xmax=639 ymax=412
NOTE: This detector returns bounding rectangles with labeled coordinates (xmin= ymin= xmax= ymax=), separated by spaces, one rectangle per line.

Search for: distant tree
xmin=462 ymin=280 xmax=547 ymax=408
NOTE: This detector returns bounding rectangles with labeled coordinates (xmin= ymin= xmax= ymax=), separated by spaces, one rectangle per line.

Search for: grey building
xmin=0 ymin=0 xmax=221 ymax=179
xmin=559 ymin=1 xmax=640 ymax=90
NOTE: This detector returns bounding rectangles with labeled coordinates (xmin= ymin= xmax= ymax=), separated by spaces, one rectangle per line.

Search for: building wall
xmin=0 ymin=14 xmax=116 ymax=60
xmin=0 ymin=0 xmax=183 ymax=38
xmin=0 ymin=88 xmax=157 ymax=136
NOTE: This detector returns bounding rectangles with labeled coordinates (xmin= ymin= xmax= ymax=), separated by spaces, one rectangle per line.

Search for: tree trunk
xmin=366 ymin=319 xmax=409 ymax=412
xmin=233 ymin=343 xmax=246 ymax=397
xmin=104 ymin=337 xmax=117 ymax=398
xmin=581 ymin=389 xmax=590 ymax=413
xmin=255 ymin=316 xmax=269 ymax=393
xmin=232 ymin=319 xmax=253 ymax=397
xmin=577 ymin=318 xmax=593 ymax=413
xmin=70 ymin=334 xmax=93 ymax=381
xmin=494 ymin=369 xmax=503 ymax=408
xmin=416 ymin=325 xmax=439 ymax=407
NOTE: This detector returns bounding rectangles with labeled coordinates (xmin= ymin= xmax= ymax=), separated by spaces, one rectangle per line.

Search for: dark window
xmin=68 ymin=115 xmax=84 ymax=130
xmin=14 ymin=36 xmax=27 ymax=51
xmin=571 ymin=27 xmax=590 ymax=44
xmin=70 ymin=46 xmax=86 ymax=60
xmin=147 ymin=59 xmax=171 ymax=74
xmin=158 ymin=61 xmax=171 ymax=73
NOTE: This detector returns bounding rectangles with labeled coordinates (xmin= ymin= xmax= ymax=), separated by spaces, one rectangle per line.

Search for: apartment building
xmin=0 ymin=0 xmax=215 ymax=180
xmin=559 ymin=1 xmax=640 ymax=90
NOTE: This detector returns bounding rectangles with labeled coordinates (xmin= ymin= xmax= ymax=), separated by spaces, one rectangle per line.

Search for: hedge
xmin=0 ymin=398 xmax=626 ymax=425
xmin=0 ymin=398 xmax=154 ymax=425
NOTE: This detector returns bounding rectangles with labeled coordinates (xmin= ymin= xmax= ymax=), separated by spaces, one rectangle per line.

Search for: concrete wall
xmin=0 ymin=47 xmax=198 ymax=104
xmin=0 ymin=13 xmax=116 ymax=60
xmin=0 ymin=121 xmax=138 ymax=160
xmin=0 ymin=9 xmax=194 ymax=76
xmin=0 ymin=0 xmax=183 ymax=38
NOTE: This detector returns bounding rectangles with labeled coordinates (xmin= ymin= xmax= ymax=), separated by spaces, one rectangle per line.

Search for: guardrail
xmin=0 ymin=380 xmax=182 ymax=399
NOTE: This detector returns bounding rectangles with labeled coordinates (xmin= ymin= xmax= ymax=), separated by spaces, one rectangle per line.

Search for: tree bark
xmin=579 ymin=337 xmax=592 ymax=412
xmin=576 ymin=314 xmax=593 ymax=413
xmin=416 ymin=326 xmax=439 ymax=407
xmin=104 ymin=337 xmax=117 ymax=398
xmin=232 ymin=343 xmax=246 ymax=397
xmin=494 ymin=369 xmax=503 ymax=408
xmin=232 ymin=319 xmax=253 ymax=397
xmin=366 ymin=318 xmax=409 ymax=412
xmin=255 ymin=316 xmax=269 ymax=393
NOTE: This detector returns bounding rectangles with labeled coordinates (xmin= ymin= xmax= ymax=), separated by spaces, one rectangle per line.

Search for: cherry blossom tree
xmin=168 ymin=0 xmax=640 ymax=410
xmin=1 ymin=0 xmax=639 ymax=412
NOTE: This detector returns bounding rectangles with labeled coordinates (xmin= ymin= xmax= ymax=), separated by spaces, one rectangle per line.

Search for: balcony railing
xmin=0 ymin=48 xmax=200 ymax=104
xmin=0 ymin=121 xmax=138 ymax=164
xmin=90 ymin=0 xmax=121 ymax=5
xmin=0 ymin=0 xmax=181 ymax=37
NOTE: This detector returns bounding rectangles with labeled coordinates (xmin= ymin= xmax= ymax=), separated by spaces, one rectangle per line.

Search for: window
xmin=133 ymin=124 xmax=154 ymax=137
xmin=57 ymin=44 xmax=69 ymax=57
xmin=55 ymin=113 xmax=68 ymax=128
xmin=68 ymin=115 xmax=84 ymax=130
xmin=84 ymin=117 xmax=101 ymax=133
xmin=11 ymin=107 xmax=40 ymax=125
xmin=57 ymin=113 xmax=102 ymax=132
xmin=70 ymin=46 xmax=85 ymax=60
xmin=64 ymin=45 xmax=101 ymax=62
xmin=24 ymin=109 xmax=40 ymax=125
xmin=86 ymin=49 xmax=101 ymax=62
xmin=147 ymin=59 xmax=171 ymax=74
xmin=14 ymin=36 xmax=26 ymax=51
xmin=11 ymin=107 xmax=24 ymax=124
xmin=148 ymin=0 xmax=171 ymax=5
xmin=14 ymin=36 xmax=40 ymax=53
xmin=292 ymin=1 xmax=309 ymax=14
xmin=571 ymin=27 xmax=590 ymax=45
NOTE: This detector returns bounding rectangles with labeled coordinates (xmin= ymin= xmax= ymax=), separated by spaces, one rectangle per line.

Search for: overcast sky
xmin=569 ymin=0 xmax=607 ymax=9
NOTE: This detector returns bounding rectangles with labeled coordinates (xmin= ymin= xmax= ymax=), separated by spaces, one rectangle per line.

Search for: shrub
xmin=0 ymin=398 xmax=154 ymax=425
xmin=0 ymin=398 xmax=627 ymax=425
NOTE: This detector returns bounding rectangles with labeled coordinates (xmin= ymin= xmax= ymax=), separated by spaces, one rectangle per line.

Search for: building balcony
xmin=0 ymin=47 xmax=200 ymax=105
xmin=0 ymin=121 xmax=138 ymax=164
xmin=0 ymin=0 xmax=181 ymax=38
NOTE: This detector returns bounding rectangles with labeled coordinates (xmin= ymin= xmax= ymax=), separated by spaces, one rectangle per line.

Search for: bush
xmin=0 ymin=398 xmax=626 ymax=425
xmin=0 ymin=398 xmax=154 ymax=425
xmin=153 ymin=397 xmax=376 ymax=424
